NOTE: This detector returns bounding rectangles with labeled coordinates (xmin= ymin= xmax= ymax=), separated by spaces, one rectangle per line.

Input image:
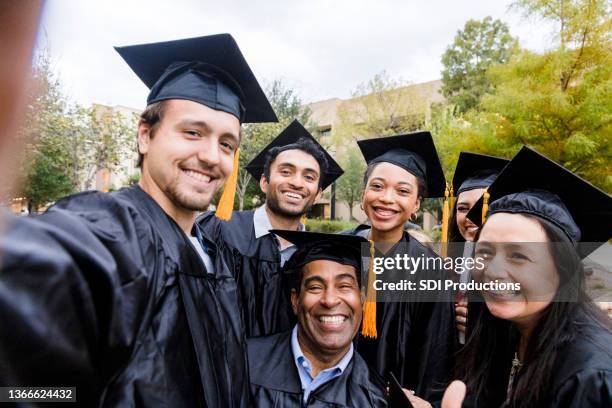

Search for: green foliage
xmin=460 ymin=0 xmax=612 ymax=191
xmin=512 ymin=0 xmax=611 ymax=51
xmin=441 ymin=16 xmax=518 ymax=114
xmin=477 ymin=49 xmax=611 ymax=190
xmin=305 ymin=219 xmax=358 ymax=233
xmin=431 ymin=1 xmax=611 ymax=192
xmin=127 ymin=171 xmax=141 ymax=186
xmin=234 ymin=79 xmax=313 ymax=210
xmin=20 ymin=52 xmax=78 ymax=209
xmin=335 ymin=146 xmax=366 ymax=220
xmin=24 ymin=142 xmax=76 ymax=210
xmin=19 ymin=50 xmax=139 ymax=209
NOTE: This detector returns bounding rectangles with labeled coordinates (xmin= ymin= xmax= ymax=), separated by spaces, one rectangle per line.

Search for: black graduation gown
xmin=346 ymin=225 xmax=455 ymax=401
xmin=462 ymin=309 xmax=612 ymax=408
xmin=247 ymin=331 xmax=388 ymax=407
xmin=199 ymin=210 xmax=295 ymax=337
xmin=0 ymin=186 xmax=250 ymax=407
xmin=546 ymin=317 xmax=612 ymax=407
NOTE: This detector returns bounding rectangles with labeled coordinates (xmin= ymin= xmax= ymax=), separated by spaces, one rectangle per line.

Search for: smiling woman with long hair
xmin=343 ymin=132 xmax=455 ymax=401
xmin=455 ymin=147 xmax=612 ymax=407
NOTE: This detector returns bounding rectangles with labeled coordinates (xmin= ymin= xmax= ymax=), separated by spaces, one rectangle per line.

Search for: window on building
xmin=319 ymin=127 xmax=332 ymax=138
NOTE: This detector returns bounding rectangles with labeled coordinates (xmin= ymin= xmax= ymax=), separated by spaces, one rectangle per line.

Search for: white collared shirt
xmin=252 ymin=204 xmax=304 ymax=267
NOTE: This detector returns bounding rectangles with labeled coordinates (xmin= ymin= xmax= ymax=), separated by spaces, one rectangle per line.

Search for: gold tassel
xmin=481 ymin=189 xmax=490 ymax=225
xmin=440 ymin=183 xmax=450 ymax=257
xmin=215 ymin=148 xmax=240 ymax=221
xmin=361 ymin=239 xmax=377 ymax=339
xmin=449 ymin=185 xmax=456 ymax=212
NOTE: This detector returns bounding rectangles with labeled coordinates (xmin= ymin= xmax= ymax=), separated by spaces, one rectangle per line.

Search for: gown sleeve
xmin=551 ymin=368 xmax=612 ymax=407
xmin=0 ymin=196 xmax=154 ymax=402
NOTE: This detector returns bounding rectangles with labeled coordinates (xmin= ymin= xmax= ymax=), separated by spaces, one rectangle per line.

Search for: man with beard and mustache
xmin=0 ymin=34 xmax=276 ymax=406
xmin=200 ymin=120 xmax=343 ymax=337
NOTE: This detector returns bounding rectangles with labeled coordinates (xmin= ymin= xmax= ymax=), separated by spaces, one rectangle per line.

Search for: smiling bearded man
xmin=200 ymin=120 xmax=344 ymax=337
xmin=246 ymin=231 xmax=387 ymax=407
xmin=0 ymin=34 xmax=277 ymax=407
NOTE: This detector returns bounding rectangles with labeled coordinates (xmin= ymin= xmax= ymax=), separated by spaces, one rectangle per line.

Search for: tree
xmin=18 ymin=51 xmax=139 ymax=210
xmin=74 ymin=106 xmax=136 ymax=191
xmin=234 ymin=79 xmax=313 ymax=210
xmin=334 ymin=71 xmax=425 ymax=144
xmin=441 ymin=17 xmax=518 ymax=114
xmin=20 ymin=51 xmax=79 ymax=210
xmin=335 ymin=146 xmax=366 ymax=220
xmin=462 ymin=0 xmax=611 ymax=191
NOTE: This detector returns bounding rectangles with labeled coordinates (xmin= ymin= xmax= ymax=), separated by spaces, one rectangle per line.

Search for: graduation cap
xmin=356 ymin=131 xmax=446 ymax=198
xmin=273 ymin=230 xmax=368 ymax=275
xmin=114 ymin=34 xmax=277 ymax=123
xmin=439 ymin=152 xmax=510 ymax=250
xmin=466 ymin=146 xmax=612 ymax=257
xmin=273 ymin=229 xmax=378 ymax=339
xmin=115 ymin=34 xmax=278 ymax=221
xmin=245 ymin=120 xmax=343 ymax=190
xmin=452 ymin=152 xmax=509 ymax=195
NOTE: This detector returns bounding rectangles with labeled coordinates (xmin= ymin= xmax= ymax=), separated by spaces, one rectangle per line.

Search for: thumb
xmin=441 ymin=380 xmax=466 ymax=408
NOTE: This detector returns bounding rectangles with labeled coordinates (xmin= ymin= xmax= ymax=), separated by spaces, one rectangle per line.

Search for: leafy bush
xmin=305 ymin=219 xmax=358 ymax=233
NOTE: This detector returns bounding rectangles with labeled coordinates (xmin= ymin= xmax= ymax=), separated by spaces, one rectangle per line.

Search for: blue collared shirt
xmin=290 ymin=325 xmax=354 ymax=403
xmin=253 ymin=204 xmax=304 ymax=267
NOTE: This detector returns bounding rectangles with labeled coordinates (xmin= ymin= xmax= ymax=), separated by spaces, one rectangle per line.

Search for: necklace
xmin=504 ymin=352 xmax=523 ymax=406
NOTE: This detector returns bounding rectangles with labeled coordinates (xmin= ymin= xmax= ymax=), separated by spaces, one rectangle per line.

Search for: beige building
xmin=304 ymin=80 xmax=445 ymax=226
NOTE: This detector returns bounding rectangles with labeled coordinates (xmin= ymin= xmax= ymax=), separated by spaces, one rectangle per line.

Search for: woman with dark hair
xmin=344 ymin=132 xmax=455 ymax=401
xmin=407 ymin=146 xmax=612 ymax=407
xmin=456 ymin=146 xmax=612 ymax=407
xmin=447 ymin=153 xmax=509 ymax=343
xmin=447 ymin=153 xmax=509 ymax=245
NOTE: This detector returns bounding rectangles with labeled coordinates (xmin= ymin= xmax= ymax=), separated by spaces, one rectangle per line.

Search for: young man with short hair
xmin=0 ymin=34 xmax=276 ymax=407
xmin=201 ymin=120 xmax=343 ymax=337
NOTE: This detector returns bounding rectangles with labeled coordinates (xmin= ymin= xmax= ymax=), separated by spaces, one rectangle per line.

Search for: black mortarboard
xmin=115 ymin=34 xmax=277 ymax=123
xmin=356 ymin=131 xmax=446 ymax=197
xmin=273 ymin=230 xmax=367 ymax=278
xmin=467 ymin=146 xmax=612 ymax=256
xmin=452 ymin=152 xmax=509 ymax=195
xmin=245 ymin=120 xmax=343 ymax=190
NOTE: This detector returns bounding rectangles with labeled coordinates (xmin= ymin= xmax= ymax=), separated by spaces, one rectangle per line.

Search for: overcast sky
xmin=36 ymin=0 xmax=557 ymax=110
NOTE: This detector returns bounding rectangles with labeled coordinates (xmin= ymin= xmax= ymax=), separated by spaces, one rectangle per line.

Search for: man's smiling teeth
xmin=183 ymin=170 xmax=211 ymax=183
xmin=284 ymin=192 xmax=302 ymax=199
xmin=318 ymin=315 xmax=346 ymax=324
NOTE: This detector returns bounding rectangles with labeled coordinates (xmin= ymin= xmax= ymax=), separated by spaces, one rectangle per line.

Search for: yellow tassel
xmin=215 ymin=148 xmax=240 ymax=221
xmin=361 ymin=239 xmax=377 ymax=339
xmin=440 ymin=183 xmax=450 ymax=257
xmin=481 ymin=189 xmax=490 ymax=225
xmin=449 ymin=185 xmax=456 ymax=212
